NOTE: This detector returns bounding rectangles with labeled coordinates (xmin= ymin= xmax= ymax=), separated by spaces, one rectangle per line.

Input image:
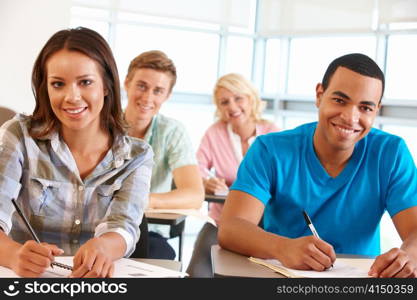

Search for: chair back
xmin=0 ymin=106 xmax=16 ymax=126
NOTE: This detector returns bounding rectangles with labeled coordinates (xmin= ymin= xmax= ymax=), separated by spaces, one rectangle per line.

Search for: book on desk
xmin=249 ymin=257 xmax=374 ymax=278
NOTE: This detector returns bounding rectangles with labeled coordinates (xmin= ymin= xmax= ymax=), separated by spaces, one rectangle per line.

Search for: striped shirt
xmin=0 ymin=114 xmax=153 ymax=256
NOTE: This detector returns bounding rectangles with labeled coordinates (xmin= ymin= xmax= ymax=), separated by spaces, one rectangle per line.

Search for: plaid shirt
xmin=0 ymin=114 xmax=153 ymax=256
xmin=144 ymin=114 xmax=197 ymax=193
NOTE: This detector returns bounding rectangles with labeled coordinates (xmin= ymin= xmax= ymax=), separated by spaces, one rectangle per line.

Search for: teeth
xmin=138 ymin=104 xmax=153 ymax=110
xmin=336 ymin=126 xmax=355 ymax=134
xmin=230 ymin=112 xmax=241 ymax=117
xmin=65 ymin=107 xmax=85 ymax=114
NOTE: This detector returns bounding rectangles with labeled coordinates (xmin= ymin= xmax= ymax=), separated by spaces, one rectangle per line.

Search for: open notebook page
xmin=0 ymin=256 xmax=187 ymax=278
xmin=249 ymin=257 xmax=374 ymax=278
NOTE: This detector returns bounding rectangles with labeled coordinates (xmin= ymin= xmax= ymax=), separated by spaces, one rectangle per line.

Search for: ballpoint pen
xmin=11 ymin=198 xmax=73 ymax=271
xmin=302 ymin=210 xmax=333 ymax=268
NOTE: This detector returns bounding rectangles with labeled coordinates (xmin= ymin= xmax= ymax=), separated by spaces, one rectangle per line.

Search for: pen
xmin=11 ymin=199 xmax=73 ymax=271
xmin=302 ymin=210 xmax=321 ymax=239
xmin=302 ymin=210 xmax=333 ymax=268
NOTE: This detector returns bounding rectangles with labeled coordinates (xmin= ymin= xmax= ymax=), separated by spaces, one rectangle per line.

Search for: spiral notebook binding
xmin=52 ymin=261 xmax=73 ymax=271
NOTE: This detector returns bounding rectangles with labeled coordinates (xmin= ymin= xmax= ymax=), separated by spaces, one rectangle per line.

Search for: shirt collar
xmin=143 ymin=115 xmax=158 ymax=144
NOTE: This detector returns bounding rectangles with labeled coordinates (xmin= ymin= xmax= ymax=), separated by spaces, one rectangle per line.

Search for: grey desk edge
xmin=132 ymin=258 xmax=182 ymax=272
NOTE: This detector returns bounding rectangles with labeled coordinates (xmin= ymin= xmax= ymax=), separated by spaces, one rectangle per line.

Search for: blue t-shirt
xmin=231 ymin=122 xmax=417 ymax=256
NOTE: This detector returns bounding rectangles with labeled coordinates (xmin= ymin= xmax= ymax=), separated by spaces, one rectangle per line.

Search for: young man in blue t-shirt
xmin=218 ymin=53 xmax=417 ymax=278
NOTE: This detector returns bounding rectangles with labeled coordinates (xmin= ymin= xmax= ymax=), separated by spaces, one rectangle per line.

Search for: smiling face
xmin=215 ymin=87 xmax=252 ymax=126
xmin=125 ymin=68 xmax=172 ymax=124
xmin=314 ymin=67 xmax=382 ymax=153
xmin=315 ymin=66 xmax=382 ymax=154
xmin=46 ymin=49 xmax=106 ymax=135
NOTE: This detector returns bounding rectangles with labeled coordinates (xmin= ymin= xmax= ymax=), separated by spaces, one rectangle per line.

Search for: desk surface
xmin=204 ymin=194 xmax=226 ymax=204
xmin=211 ymin=245 xmax=374 ymax=278
xmin=211 ymin=245 xmax=284 ymax=278
xmin=145 ymin=212 xmax=186 ymax=225
xmin=134 ymin=258 xmax=182 ymax=272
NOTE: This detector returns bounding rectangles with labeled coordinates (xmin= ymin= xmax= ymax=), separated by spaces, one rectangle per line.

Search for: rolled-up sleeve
xmin=0 ymin=120 xmax=24 ymax=234
xmin=95 ymin=146 xmax=153 ymax=257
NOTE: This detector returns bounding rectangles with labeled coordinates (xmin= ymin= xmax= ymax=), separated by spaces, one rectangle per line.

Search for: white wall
xmin=0 ymin=0 xmax=71 ymax=114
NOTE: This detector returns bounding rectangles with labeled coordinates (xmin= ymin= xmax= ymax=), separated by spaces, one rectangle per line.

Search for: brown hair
xmin=125 ymin=50 xmax=177 ymax=92
xmin=30 ymin=27 xmax=125 ymax=138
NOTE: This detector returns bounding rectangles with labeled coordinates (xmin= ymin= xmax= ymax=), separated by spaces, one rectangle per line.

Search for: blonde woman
xmin=187 ymin=73 xmax=280 ymax=277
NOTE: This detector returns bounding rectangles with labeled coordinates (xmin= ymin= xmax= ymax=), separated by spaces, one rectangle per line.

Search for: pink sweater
xmin=197 ymin=120 xmax=280 ymax=224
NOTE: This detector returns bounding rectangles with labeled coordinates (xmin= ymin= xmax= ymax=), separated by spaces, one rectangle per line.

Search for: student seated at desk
xmin=124 ymin=50 xmax=204 ymax=259
xmin=0 ymin=27 xmax=153 ymax=278
xmin=218 ymin=53 xmax=417 ymax=278
xmin=186 ymin=73 xmax=279 ymax=277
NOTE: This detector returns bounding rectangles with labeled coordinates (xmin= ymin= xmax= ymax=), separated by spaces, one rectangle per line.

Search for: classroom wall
xmin=0 ymin=0 xmax=71 ymax=114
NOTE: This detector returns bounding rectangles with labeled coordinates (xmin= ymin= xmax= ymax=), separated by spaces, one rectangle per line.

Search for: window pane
xmin=224 ymin=36 xmax=253 ymax=79
xmin=382 ymin=124 xmax=417 ymax=163
xmin=263 ymin=38 xmax=281 ymax=94
xmin=385 ymin=34 xmax=417 ymax=100
xmin=287 ymin=36 xmax=377 ymax=96
xmin=115 ymin=24 xmax=219 ymax=94
xmin=70 ymin=18 xmax=110 ymax=40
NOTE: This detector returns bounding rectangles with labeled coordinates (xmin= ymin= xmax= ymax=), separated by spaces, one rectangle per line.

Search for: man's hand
xmin=369 ymin=248 xmax=417 ymax=278
xmin=277 ymin=236 xmax=336 ymax=271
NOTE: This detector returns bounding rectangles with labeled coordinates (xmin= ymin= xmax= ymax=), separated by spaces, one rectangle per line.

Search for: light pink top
xmin=197 ymin=120 xmax=280 ymax=224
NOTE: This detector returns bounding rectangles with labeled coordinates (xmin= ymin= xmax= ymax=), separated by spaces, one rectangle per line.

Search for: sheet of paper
xmin=214 ymin=189 xmax=228 ymax=197
xmin=146 ymin=208 xmax=216 ymax=226
xmin=249 ymin=257 xmax=374 ymax=278
xmin=0 ymin=257 xmax=187 ymax=278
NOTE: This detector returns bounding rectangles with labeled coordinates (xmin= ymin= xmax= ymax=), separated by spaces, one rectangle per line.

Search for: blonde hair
xmin=213 ymin=73 xmax=265 ymax=122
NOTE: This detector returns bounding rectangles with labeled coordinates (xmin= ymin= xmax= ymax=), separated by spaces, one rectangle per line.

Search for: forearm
xmin=401 ymin=231 xmax=417 ymax=260
xmin=218 ymin=217 xmax=288 ymax=260
xmin=0 ymin=230 xmax=21 ymax=268
xmin=95 ymin=232 xmax=127 ymax=261
xmin=149 ymin=187 xmax=204 ymax=209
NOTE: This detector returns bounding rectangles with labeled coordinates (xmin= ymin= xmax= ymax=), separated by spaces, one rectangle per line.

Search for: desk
xmin=145 ymin=212 xmax=187 ymax=261
xmin=134 ymin=258 xmax=182 ymax=272
xmin=211 ymin=245 xmax=375 ymax=278
xmin=204 ymin=194 xmax=226 ymax=204
xmin=211 ymin=245 xmax=284 ymax=278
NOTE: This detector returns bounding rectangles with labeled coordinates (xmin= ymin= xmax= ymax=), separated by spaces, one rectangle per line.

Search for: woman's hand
xmin=71 ymin=237 xmax=115 ymax=278
xmin=10 ymin=240 xmax=64 ymax=277
xmin=204 ymin=177 xmax=228 ymax=194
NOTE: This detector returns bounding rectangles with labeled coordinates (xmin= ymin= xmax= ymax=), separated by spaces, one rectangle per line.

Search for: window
xmin=385 ymin=34 xmax=417 ymax=100
xmin=263 ymin=38 xmax=281 ymax=94
xmin=114 ymin=24 xmax=219 ymax=94
xmin=287 ymin=36 xmax=377 ymax=96
xmin=223 ymin=35 xmax=254 ymax=79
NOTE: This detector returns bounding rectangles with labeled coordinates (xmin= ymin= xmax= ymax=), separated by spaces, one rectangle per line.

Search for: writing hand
xmin=10 ymin=240 xmax=64 ymax=277
xmin=277 ymin=236 xmax=336 ymax=271
xmin=204 ymin=177 xmax=228 ymax=194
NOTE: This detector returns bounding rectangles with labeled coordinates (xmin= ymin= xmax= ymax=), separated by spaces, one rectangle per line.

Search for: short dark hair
xmin=321 ymin=53 xmax=385 ymax=101
xmin=125 ymin=50 xmax=177 ymax=92
xmin=31 ymin=27 xmax=125 ymax=138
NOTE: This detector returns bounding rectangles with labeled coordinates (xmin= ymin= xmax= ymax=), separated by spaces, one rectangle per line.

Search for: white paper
xmin=214 ymin=189 xmax=228 ymax=197
xmin=0 ymin=257 xmax=187 ymax=278
xmin=250 ymin=257 xmax=374 ymax=278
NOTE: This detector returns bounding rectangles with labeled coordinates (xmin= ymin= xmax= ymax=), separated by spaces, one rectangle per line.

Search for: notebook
xmin=249 ymin=257 xmax=374 ymax=278
xmin=0 ymin=256 xmax=187 ymax=278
